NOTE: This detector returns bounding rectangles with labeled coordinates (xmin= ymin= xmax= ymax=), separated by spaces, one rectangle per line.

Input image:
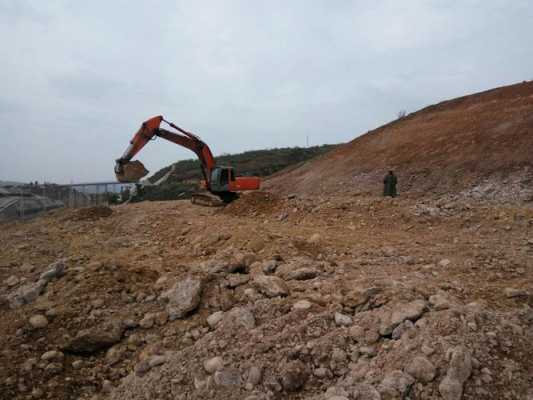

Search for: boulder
xmin=334 ymin=312 xmax=353 ymax=326
xmin=40 ymin=260 xmax=66 ymax=282
xmin=280 ymin=361 xmax=308 ymax=392
xmin=207 ymin=311 xmax=225 ymax=328
xmin=29 ymin=315 xmax=49 ymax=329
xmin=4 ymin=275 xmax=19 ymax=287
xmin=378 ymin=370 xmax=415 ymax=400
xmin=63 ymin=321 xmax=125 ymax=353
xmin=8 ymin=279 xmax=48 ymax=308
xmin=439 ymin=346 xmax=472 ymax=400
xmin=429 ymin=293 xmax=451 ymax=310
xmin=284 ymin=267 xmax=319 ymax=281
xmin=41 ymin=350 xmax=64 ymax=362
xmin=293 ymin=300 xmax=312 ymax=310
xmin=160 ymin=277 xmax=203 ymax=320
xmin=247 ymin=366 xmax=263 ymax=386
xmin=253 ymin=275 xmax=289 ymax=298
xmin=380 ymin=300 xmax=426 ymax=336
xmin=214 ymin=368 xmax=242 ymax=386
xmin=405 ymin=356 xmax=436 ymax=382
xmin=352 ymin=383 xmax=381 ymax=400
xmin=204 ymin=356 xmax=224 ymax=374
xmin=504 ymin=287 xmax=528 ymax=298
xmin=223 ymin=307 xmax=256 ymax=330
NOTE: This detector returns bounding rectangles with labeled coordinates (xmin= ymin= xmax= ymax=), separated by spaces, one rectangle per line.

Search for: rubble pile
xmin=0 ymin=195 xmax=532 ymax=399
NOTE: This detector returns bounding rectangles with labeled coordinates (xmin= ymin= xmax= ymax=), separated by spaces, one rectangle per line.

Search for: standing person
xmin=383 ymin=170 xmax=398 ymax=197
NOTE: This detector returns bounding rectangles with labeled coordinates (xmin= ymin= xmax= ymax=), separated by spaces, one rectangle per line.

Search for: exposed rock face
xmin=160 ymin=277 xmax=203 ymax=320
xmin=63 ymin=321 xmax=125 ymax=353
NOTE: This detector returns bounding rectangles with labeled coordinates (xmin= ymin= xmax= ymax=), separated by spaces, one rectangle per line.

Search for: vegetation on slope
xmin=143 ymin=145 xmax=337 ymax=200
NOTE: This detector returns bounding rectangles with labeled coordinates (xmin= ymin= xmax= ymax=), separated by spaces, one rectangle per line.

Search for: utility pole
xmin=306 ymin=135 xmax=309 ymax=148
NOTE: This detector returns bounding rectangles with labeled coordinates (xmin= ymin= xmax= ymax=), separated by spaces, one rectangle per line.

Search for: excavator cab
xmin=210 ymin=166 xmax=235 ymax=192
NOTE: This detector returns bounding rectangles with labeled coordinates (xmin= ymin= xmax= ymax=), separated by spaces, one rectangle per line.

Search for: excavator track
xmin=190 ymin=192 xmax=225 ymax=207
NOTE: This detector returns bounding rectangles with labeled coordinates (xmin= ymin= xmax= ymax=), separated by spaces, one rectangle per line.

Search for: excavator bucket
xmin=115 ymin=161 xmax=149 ymax=183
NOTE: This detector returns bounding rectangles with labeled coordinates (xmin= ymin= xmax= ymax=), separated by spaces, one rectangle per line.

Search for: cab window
xmin=220 ymin=168 xmax=229 ymax=185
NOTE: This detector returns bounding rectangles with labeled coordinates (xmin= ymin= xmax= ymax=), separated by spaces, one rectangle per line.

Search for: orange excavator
xmin=115 ymin=116 xmax=260 ymax=205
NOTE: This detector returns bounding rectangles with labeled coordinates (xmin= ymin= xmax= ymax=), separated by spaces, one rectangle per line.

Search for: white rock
xmin=334 ymin=312 xmax=353 ymax=326
xmin=41 ymin=350 xmax=64 ymax=362
xmin=429 ymin=293 xmax=451 ymax=310
xmin=247 ymin=366 xmax=262 ymax=386
xmin=439 ymin=346 xmax=472 ymax=400
xmin=148 ymin=355 xmax=167 ymax=368
xmin=29 ymin=315 xmax=48 ymax=329
xmin=207 ymin=311 xmax=225 ymax=328
xmin=439 ymin=259 xmax=451 ymax=267
xmin=4 ymin=275 xmax=19 ymax=287
xmin=204 ymin=356 xmax=224 ymax=374
xmin=293 ymin=300 xmax=312 ymax=310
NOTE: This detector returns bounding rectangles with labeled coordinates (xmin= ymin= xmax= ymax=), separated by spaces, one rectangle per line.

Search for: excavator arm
xmin=115 ymin=116 xmax=216 ymax=184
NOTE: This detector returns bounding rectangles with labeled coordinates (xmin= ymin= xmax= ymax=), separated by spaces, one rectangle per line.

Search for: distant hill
xmin=142 ymin=145 xmax=338 ymax=201
xmin=267 ymin=81 xmax=533 ymax=203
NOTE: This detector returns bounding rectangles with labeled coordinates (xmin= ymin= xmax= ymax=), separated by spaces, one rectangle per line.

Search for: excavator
xmin=114 ymin=116 xmax=261 ymax=205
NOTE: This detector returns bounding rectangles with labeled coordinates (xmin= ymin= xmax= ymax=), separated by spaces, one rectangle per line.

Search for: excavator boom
xmin=115 ymin=116 xmax=216 ymax=184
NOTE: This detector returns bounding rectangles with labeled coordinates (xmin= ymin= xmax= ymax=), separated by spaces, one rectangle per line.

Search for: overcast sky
xmin=1 ymin=1 xmax=532 ymax=183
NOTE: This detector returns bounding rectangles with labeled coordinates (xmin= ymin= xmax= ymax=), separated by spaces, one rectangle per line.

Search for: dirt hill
xmin=267 ymin=81 xmax=533 ymax=202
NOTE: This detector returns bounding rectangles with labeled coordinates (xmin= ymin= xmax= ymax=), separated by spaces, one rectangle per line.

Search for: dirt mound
xmin=222 ymin=191 xmax=282 ymax=216
xmin=267 ymin=81 xmax=533 ymax=202
xmin=69 ymin=206 xmax=113 ymax=221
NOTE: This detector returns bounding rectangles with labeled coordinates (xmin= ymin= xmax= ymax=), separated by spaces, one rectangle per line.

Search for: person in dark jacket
xmin=383 ymin=170 xmax=397 ymax=197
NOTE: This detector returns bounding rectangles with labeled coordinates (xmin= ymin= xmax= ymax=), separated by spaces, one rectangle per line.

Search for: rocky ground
xmin=0 ymin=192 xmax=532 ymax=400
